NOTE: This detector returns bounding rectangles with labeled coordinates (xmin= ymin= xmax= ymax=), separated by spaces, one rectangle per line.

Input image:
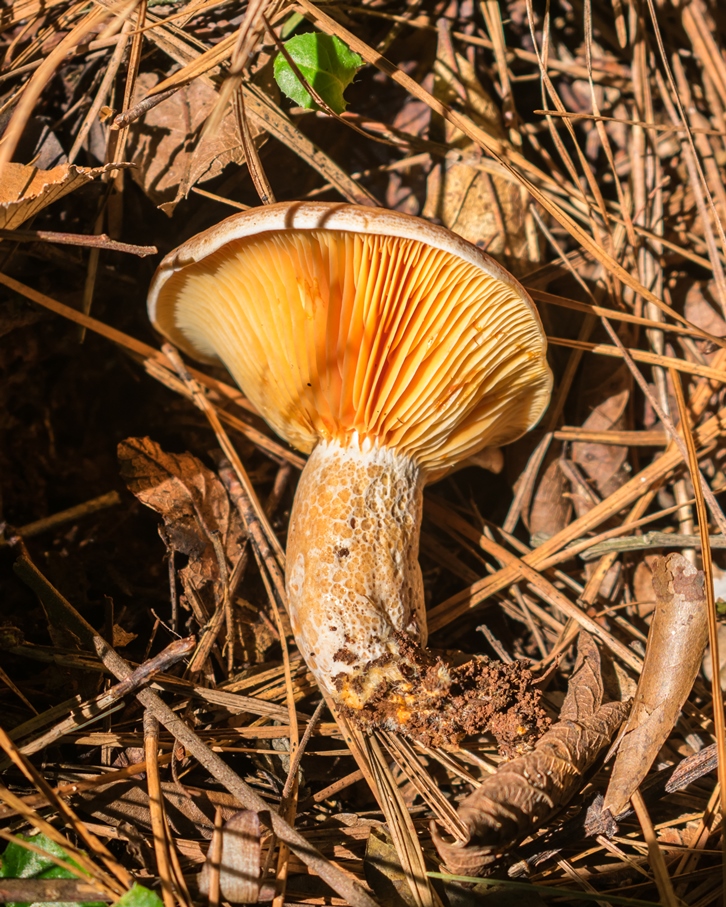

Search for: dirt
xmin=337 ymin=633 xmax=549 ymax=751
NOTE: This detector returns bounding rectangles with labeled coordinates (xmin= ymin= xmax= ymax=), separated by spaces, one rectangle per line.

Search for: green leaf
xmin=0 ymin=834 xmax=106 ymax=907
xmin=280 ymin=12 xmax=304 ymax=40
xmin=115 ymin=885 xmax=164 ymax=907
xmin=273 ymin=33 xmax=363 ymax=114
xmin=1 ymin=834 xmax=81 ymax=880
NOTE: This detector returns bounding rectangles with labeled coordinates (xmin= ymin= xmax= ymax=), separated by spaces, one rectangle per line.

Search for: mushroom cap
xmin=148 ymin=201 xmax=552 ymax=477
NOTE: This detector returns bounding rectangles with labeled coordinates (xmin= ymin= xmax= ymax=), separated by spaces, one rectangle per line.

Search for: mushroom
xmin=148 ymin=201 xmax=552 ymax=736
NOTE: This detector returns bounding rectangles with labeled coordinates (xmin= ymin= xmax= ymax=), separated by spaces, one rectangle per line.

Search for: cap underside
xmin=153 ymin=228 xmax=552 ymax=475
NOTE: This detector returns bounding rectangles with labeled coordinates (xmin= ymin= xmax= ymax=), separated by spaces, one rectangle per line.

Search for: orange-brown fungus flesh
xmin=337 ymin=634 xmax=549 ymax=751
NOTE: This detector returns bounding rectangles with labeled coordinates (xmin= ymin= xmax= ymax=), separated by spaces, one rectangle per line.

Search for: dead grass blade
xmin=630 ymin=791 xmax=681 ymax=907
xmin=233 ymin=87 xmax=275 ymax=205
xmin=0 ymin=730 xmax=129 ymax=894
xmin=646 ymin=0 xmax=726 ymax=316
xmin=427 ymin=500 xmax=643 ymax=670
xmin=378 ymin=732 xmax=468 ymax=842
xmin=530 ymin=289 xmax=714 ymax=340
xmin=144 ymin=713 xmax=187 ymax=907
xmin=366 ymin=731 xmax=441 ymax=907
xmin=242 ymin=84 xmax=379 ymax=206
xmin=428 ymin=402 xmax=726 ymax=633
xmin=548 ymin=333 xmax=726 ymax=383
xmin=0 ymin=830 xmax=118 ymax=898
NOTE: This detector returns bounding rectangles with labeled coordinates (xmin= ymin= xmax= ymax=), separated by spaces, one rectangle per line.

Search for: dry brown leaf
xmin=684 ymin=280 xmax=726 ymax=341
xmin=427 ymin=156 xmax=531 ymax=266
xmin=572 ymin=369 xmax=631 ymax=499
xmin=433 ymin=633 xmax=628 ymax=876
xmin=0 ymin=161 xmax=117 ymax=230
xmin=118 ymin=436 xmax=245 ymax=616
xmin=198 ymin=811 xmax=275 ymax=903
xmin=422 ymin=41 xmax=534 ymax=273
xmin=125 ymin=73 xmax=256 ymax=212
xmin=603 ymin=553 xmax=709 ymax=818
xmin=112 ymin=624 xmax=138 ymax=648
xmin=528 ymin=454 xmax=572 ymax=547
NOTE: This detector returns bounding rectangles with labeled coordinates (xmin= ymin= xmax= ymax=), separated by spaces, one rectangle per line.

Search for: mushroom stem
xmin=286 ymin=438 xmax=427 ymax=708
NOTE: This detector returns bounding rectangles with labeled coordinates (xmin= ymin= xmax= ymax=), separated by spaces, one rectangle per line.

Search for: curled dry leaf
xmin=0 ymin=162 xmax=119 ymax=230
xmin=433 ymin=633 xmax=628 ymax=877
xmin=118 ymin=437 xmax=245 ymax=616
xmin=684 ymin=280 xmax=726 ymax=345
xmin=126 ymin=73 xmax=260 ymax=213
xmin=528 ymin=453 xmax=572 ymax=546
xmin=198 ymin=811 xmax=276 ymax=903
xmin=571 ymin=368 xmax=631 ymax=500
xmin=603 ymin=553 xmax=709 ymax=819
xmin=422 ymin=34 xmax=534 ymax=274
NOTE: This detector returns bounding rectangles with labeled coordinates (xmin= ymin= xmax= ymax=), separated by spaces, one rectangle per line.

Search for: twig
xmin=579 ymin=531 xmax=726 ymax=561
xmin=4 ymin=637 xmax=195 ymax=761
xmin=0 ymin=880 xmax=112 ymax=902
xmin=112 ymin=86 xmax=179 ymax=128
xmin=0 ymin=491 xmax=121 ymax=547
xmin=0 ymin=230 xmax=157 ymax=256
xmin=279 ymin=699 xmax=326 ymax=810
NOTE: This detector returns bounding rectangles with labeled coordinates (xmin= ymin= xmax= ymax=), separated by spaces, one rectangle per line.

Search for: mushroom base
xmin=336 ymin=634 xmax=549 ymax=749
xmin=285 ymin=439 xmax=427 ymax=706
